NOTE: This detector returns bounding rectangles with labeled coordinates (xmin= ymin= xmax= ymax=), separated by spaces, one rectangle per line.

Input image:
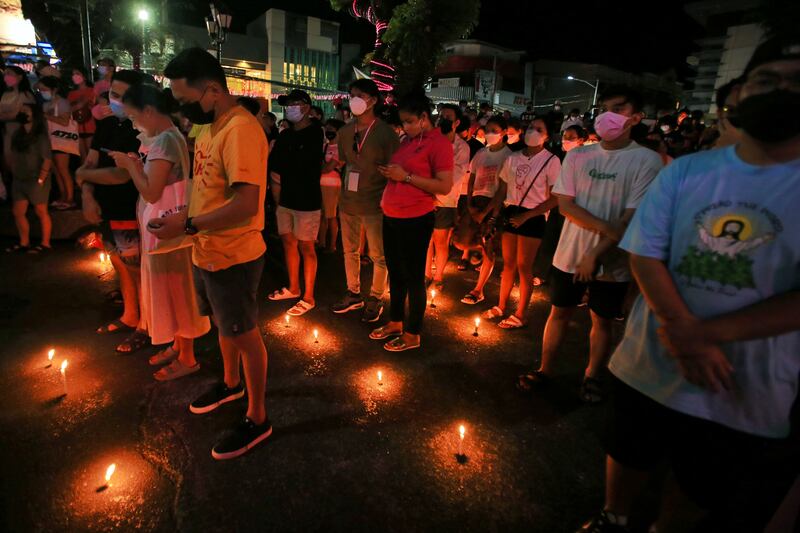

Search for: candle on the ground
xmin=377 ymin=370 xmax=383 ymax=385
xmin=105 ymin=463 xmax=116 ymax=484
xmin=473 ymin=317 xmax=480 ymax=336
xmin=430 ymin=289 xmax=437 ymax=308
xmin=60 ymin=360 xmax=68 ymax=395
xmin=458 ymin=424 xmax=466 ymax=456
xmin=284 ymin=314 xmax=290 ymax=328
xmin=46 ymin=348 xmax=55 ymax=368
xmin=313 ymin=329 xmax=319 ymax=343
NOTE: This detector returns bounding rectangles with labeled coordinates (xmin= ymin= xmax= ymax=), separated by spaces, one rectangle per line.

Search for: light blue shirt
xmin=609 ymin=145 xmax=800 ymax=438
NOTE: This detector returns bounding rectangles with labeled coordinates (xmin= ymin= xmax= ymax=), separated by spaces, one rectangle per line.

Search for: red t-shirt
xmin=381 ymin=129 xmax=454 ymax=218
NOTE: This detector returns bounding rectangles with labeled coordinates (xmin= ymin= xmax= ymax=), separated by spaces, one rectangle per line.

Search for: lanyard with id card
xmin=347 ymin=170 xmax=360 ymax=192
xmin=348 ymin=120 xmax=377 ymax=192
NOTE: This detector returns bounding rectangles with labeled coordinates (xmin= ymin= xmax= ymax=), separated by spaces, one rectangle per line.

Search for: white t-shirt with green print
xmin=552 ymin=142 xmax=663 ymax=281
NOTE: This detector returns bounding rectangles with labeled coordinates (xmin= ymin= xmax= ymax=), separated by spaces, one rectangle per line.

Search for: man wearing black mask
xmin=577 ymin=36 xmax=800 ymax=533
xmin=150 ymin=48 xmax=271 ymax=461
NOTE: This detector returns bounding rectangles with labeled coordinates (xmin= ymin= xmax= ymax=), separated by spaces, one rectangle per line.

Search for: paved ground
xmin=2 ymin=231 xmax=771 ymax=532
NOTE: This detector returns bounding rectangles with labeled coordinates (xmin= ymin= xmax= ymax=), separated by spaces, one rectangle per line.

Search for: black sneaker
xmin=211 ymin=417 xmax=273 ymax=460
xmin=576 ymin=511 xmax=629 ymax=533
xmin=189 ymin=382 xmax=245 ymax=415
xmin=361 ymin=296 xmax=384 ymax=323
xmin=332 ymin=291 xmax=365 ymax=314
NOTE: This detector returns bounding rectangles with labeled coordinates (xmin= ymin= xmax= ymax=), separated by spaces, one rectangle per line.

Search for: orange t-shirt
xmin=189 ymin=106 xmax=269 ymax=271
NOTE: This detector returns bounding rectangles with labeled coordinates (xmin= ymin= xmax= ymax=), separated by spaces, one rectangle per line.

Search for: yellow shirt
xmin=189 ymin=106 xmax=268 ymax=271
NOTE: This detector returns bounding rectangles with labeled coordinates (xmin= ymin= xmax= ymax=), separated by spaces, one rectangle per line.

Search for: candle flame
xmin=99 ymin=252 xmax=105 ymax=262
xmin=430 ymin=289 xmax=436 ymax=298
xmin=48 ymin=349 xmax=55 ymax=361
xmin=105 ymin=463 xmax=116 ymax=482
xmin=313 ymin=329 xmax=319 ymax=339
xmin=60 ymin=360 xmax=68 ymax=373
xmin=459 ymin=424 xmax=466 ymax=439
xmin=377 ymin=370 xmax=383 ymax=382
xmin=474 ymin=317 xmax=481 ymax=327
xmin=284 ymin=314 xmax=290 ymax=324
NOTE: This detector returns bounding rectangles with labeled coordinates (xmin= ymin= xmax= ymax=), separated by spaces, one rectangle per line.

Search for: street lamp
xmin=207 ymin=3 xmax=233 ymax=61
xmin=137 ymin=7 xmax=150 ymax=71
xmin=567 ymin=75 xmax=600 ymax=114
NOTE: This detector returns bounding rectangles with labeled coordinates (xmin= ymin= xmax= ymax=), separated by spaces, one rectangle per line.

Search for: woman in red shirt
xmin=370 ymin=93 xmax=453 ymax=351
xmin=68 ymin=66 xmax=96 ymax=162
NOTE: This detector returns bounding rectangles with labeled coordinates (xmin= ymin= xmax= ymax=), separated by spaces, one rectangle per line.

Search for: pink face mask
xmin=72 ymin=74 xmax=85 ymax=86
xmin=3 ymin=75 xmax=19 ymax=87
xmin=593 ymin=111 xmax=630 ymax=142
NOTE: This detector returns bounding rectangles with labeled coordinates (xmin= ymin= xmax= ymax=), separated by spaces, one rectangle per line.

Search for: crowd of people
xmin=1 ymin=37 xmax=798 ymax=532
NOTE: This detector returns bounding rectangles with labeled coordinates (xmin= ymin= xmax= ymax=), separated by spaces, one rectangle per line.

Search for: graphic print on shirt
xmin=475 ymin=165 xmax=498 ymax=192
xmin=588 ymin=168 xmax=617 ymax=181
xmin=675 ymin=201 xmax=780 ymax=293
xmin=514 ymin=163 xmax=532 ymax=191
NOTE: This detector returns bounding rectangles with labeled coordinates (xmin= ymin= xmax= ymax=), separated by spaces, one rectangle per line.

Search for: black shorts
xmin=549 ymin=266 xmax=628 ymax=319
xmin=502 ymin=206 xmax=546 ymax=238
xmin=193 ymin=255 xmax=264 ymax=337
xmin=433 ymin=207 xmax=457 ymax=229
xmin=606 ymin=376 xmax=800 ymax=529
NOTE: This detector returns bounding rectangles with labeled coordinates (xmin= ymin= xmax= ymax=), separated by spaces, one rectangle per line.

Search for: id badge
xmin=347 ymin=171 xmax=360 ymax=192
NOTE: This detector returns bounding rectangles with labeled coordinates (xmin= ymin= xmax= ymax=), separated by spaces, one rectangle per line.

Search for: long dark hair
xmin=4 ymin=66 xmax=33 ymax=96
xmin=11 ymin=103 xmax=46 ymax=152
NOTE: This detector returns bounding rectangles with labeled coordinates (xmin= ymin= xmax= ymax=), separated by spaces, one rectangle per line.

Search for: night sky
xmin=174 ymin=0 xmax=702 ymax=80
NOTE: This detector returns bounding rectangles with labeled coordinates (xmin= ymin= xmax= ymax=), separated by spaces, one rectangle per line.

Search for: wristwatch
xmin=185 ymin=217 xmax=199 ymax=236
xmin=404 ymin=174 xmax=412 ymax=183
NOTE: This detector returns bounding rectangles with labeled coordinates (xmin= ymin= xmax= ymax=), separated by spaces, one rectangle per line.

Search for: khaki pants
xmin=340 ymin=210 xmax=387 ymax=299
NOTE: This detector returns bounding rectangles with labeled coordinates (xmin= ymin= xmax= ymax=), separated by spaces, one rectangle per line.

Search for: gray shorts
xmin=193 ymin=254 xmax=264 ymax=337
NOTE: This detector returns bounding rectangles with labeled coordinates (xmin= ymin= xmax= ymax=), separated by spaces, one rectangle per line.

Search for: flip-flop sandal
xmin=532 ymin=277 xmax=547 ymax=287
xmin=116 ymin=331 xmax=150 ymax=354
xmin=482 ymin=306 xmax=504 ymax=319
xmin=460 ymin=292 xmax=484 ymax=305
xmin=27 ymin=245 xmax=51 ymax=254
xmin=580 ymin=377 xmax=605 ymax=404
xmin=268 ymin=287 xmax=301 ymax=301
xmin=369 ymin=326 xmax=403 ymax=340
xmin=516 ymin=370 xmax=551 ymax=393
xmin=149 ymin=346 xmax=179 ymax=366
xmin=154 ymin=359 xmax=200 ymax=381
xmin=499 ymin=315 xmax=525 ymax=329
xmin=384 ymin=337 xmax=420 ymax=352
xmin=286 ymin=300 xmax=315 ymax=316
xmin=97 ymin=319 xmax=135 ymax=335
xmin=5 ymin=244 xmax=29 ymax=253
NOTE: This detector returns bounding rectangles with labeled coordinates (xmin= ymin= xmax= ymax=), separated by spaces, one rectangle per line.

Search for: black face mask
xmin=325 ymin=131 xmax=337 ymax=141
xmin=733 ymin=90 xmax=800 ymax=143
xmin=438 ymin=118 xmax=453 ymax=135
xmin=180 ymin=89 xmax=215 ymax=125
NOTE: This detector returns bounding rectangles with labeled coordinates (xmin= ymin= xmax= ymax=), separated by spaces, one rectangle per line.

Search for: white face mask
xmin=349 ymin=96 xmax=368 ymax=116
xmin=594 ymin=111 xmax=631 ymax=142
xmin=485 ymin=132 xmax=503 ymax=146
xmin=524 ymin=129 xmax=544 ymax=147
xmin=506 ymin=133 xmax=520 ymax=144
xmin=286 ymin=105 xmax=305 ymax=123
xmin=40 ymin=91 xmax=53 ymax=101
xmin=562 ymin=139 xmax=580 ymax=152
xmin=660 ymin=125 xmax=671 ymax=133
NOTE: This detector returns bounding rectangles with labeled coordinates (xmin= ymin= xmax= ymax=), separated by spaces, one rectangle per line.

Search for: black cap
xmin=744 ymin=36 xmax=800 ymax=77
xmin=278 ymin=89 xmax=311 ymax=106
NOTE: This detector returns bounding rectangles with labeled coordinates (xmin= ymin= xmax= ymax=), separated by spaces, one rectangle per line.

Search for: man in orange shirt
xmin=150 ymin=48 xmax=271 ymax=460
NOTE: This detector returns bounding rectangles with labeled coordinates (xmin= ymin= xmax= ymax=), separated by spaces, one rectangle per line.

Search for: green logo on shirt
xmin=589 ymin=168 xmax=617 ymax=180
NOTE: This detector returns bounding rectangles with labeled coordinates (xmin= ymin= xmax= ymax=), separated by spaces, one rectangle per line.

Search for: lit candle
xmin=60 ymin=360 xmax=68 ymax=396
xmin=313 ymin=329 xmax=319 ymax=343
xmin=458 ymin=424 xmax=466 ymax=456
xmin=473 ymin=317 xmax=480 ymax=337
xmin=99 ymin=252 xmax=105 ymax=264
xmin=105 ymin=463 xmax=116 ymax=484
xmin=46 ymin=348 xmax=55 ymax=368
xmin=377 ymin=370 xmax=383 ymax=386
xmin=284 ymin=314 xmax=290 ymax=328
xmin=430 ymin=289 xmax=437 ymax=308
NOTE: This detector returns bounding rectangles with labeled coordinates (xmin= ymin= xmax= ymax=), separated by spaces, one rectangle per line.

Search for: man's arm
xmin=574 ymin=208 xmax=636 ymax=281
xmin=556 ymin=194 xmax=621 ymax=239
xmin=76 ymin=149 xmax=131 ymax=186
xmin=193 ymin=183 xmax=260 ymax=231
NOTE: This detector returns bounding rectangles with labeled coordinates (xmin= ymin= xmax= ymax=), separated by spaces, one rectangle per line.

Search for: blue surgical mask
xmin=286 ymin=105 xmax=305 ymax=123
xmin=109 ymin=98 xmax=127 ymax=119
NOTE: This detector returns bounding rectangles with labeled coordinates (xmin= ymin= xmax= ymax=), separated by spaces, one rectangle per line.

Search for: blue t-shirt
xmin=609 ymin=145 xmax=800 ymax=438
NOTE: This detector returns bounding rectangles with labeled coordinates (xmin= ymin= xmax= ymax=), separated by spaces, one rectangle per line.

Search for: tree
xmin=330 ymin=0 xmax=480 ymax=94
